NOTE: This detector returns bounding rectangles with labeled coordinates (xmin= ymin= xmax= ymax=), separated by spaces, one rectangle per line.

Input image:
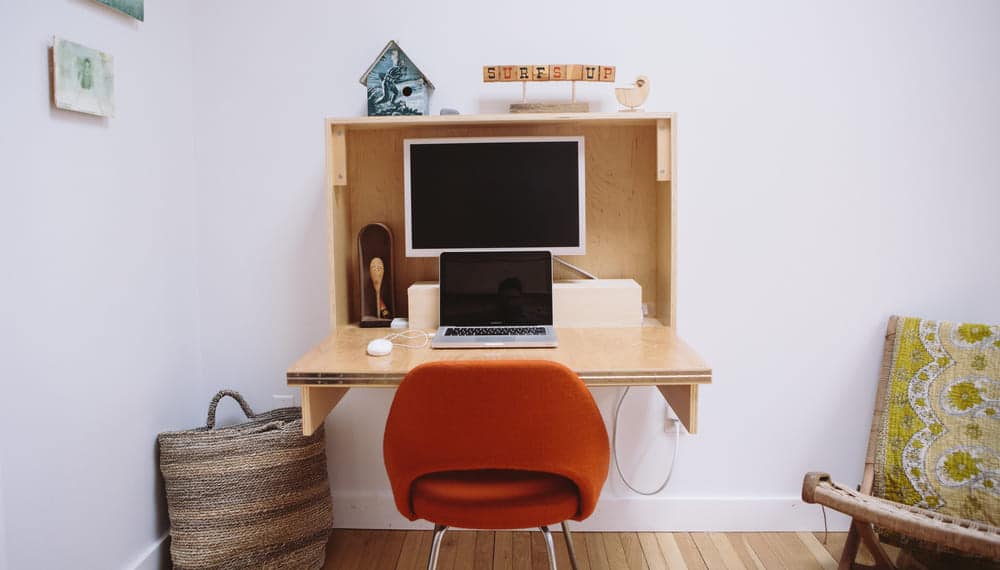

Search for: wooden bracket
xmin=657 ymin=384 xmax=697 ymax=434
xmin=301 ymin=386 xmax=349 ymax=435
xmin=656 ymin=119 xmax=671 ymax=182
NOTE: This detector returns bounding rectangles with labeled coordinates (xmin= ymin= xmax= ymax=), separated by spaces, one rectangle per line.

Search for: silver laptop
xmin=432 ymin=251 xmax=558 ymax=349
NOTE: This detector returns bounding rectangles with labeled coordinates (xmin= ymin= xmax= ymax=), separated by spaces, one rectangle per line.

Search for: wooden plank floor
xmin=323 ymin=530 xmax=887 ymax=569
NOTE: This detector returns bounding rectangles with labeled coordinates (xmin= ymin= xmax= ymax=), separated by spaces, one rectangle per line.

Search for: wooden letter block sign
xmin=485 ymin=62 xmax=616 ymax=113
xmin=482 ymin=64 xmax=615 ymax=82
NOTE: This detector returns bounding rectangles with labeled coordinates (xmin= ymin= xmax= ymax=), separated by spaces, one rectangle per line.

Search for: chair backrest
xmin=383 ymin=360 xmax=610 ymax=521
xmin=868 ymin=316 xmax=999 ymax=532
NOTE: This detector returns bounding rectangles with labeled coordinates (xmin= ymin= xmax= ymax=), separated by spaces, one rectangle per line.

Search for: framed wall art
xmin=93 ymin=0 xmax=143 ymax=21
xmin=52 ymin=37 xmax=115 ymax=117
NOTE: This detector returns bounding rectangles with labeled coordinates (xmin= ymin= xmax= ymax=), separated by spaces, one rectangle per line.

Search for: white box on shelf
xmin=553 ymin=279 xmax=644 ymax=327
xmin=407 ymin=279 xmax=643 ymax=330
xmin=407 ymin=282 xmax=440 ymax=330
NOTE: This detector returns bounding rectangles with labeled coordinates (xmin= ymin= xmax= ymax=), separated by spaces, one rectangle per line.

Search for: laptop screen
xmin=439 ymin=251 xmax=553 ymax=327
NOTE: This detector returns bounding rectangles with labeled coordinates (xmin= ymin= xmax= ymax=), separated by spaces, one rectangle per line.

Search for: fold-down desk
xmin=287 ymin=324 xmax=711 ymax=435
xmin=287 ymin=113 xmax=712 ymax=435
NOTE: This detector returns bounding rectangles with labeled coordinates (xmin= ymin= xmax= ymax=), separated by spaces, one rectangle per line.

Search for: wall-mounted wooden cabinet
xmin=323 ymin=112 xmax=678 ymax=330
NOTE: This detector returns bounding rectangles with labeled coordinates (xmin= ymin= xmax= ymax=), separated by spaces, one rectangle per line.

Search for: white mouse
xmin=366 ymin=338 xmax=393 ymax=357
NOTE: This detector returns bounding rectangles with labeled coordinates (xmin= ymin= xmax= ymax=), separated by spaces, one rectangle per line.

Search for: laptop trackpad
xmin=479 ymin=339 xmax=513 ymax=345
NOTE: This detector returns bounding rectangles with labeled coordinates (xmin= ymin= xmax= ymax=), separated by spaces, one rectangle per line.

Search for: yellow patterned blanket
xmin=873 ymin=317 xmax=1000 ymax=531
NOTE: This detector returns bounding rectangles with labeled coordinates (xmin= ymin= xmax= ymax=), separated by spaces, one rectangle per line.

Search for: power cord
xmin=821 ymin=505 xmax=829 ymax=544
xmin=553 ymin=256 xmax=597 ymax=279
xmin=384 ymin=330 xmax=432 ymax=349
xmin=612 ymin=386 xmax=681 ymax=495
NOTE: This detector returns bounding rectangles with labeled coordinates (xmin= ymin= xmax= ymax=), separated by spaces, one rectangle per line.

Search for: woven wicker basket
xmin=158 ymin=390 xmax=333 ymax=570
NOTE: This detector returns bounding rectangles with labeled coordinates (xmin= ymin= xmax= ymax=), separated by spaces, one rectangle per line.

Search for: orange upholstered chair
xmin=383 ymin=360 xmax=610 ymax=569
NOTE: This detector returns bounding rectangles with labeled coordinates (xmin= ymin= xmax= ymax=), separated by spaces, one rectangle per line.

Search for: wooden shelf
xmin=326 ymin=112 xmax=673 ymax=130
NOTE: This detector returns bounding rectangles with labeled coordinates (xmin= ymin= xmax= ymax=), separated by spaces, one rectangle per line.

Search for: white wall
xmin=189 ymin=0 xmax=1000 ymax=531
xmin=0 ymin=1 xmax=202 ymax=568
xmin=3 ymin=4 xmax=998 ymax=565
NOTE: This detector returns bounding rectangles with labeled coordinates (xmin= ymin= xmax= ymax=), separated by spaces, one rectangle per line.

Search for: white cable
xmin=553 ymin=256 xmax=598 ymax=279
xmin=384 ymin=330 xmax=432 ymax=350
xmin=612 ymin=386 xmax=680 ymax=495
xmin=821 ymin=505 xmax=829 ymax=544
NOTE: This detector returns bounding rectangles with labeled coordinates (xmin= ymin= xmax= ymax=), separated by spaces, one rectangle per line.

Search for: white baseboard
xmin=331 ymin=494 xmax=852 ymax=532
xmin=127 ymin=532 xmax=169 ymax=570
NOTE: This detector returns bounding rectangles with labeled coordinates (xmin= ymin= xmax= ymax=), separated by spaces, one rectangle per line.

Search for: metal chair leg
xmin=561 ymin=520 xmax=580 ymax=570
xmin=540 ymin=526 xmax=557 ymax=569
xmin=427 ymin=524 xmax=448 ymax=570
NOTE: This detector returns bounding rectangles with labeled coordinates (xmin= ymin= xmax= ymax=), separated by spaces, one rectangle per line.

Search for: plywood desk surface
xmin=287 ymin=325 xmax=711 ymax=435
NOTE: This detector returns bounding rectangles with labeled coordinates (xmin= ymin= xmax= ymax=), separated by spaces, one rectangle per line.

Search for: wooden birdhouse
xmin=360 ymin=41 xmax=434 ymax=116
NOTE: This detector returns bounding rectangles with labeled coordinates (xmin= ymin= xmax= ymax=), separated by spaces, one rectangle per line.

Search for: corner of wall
xmin=0 ymin=461 xmax=7 ymax=570
xmin=180 ymin=0 xmax=208 ymax=404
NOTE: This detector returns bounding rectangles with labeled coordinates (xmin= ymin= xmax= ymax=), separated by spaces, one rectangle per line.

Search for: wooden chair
xmin=383 ymin=360 xmax=610 ymax=569
xmin=802 ymin=316 xmax=1000 ymax=568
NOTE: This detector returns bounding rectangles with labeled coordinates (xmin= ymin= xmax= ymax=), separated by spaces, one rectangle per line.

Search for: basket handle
xmin=206 ymin=390 xmax=256 ymax=429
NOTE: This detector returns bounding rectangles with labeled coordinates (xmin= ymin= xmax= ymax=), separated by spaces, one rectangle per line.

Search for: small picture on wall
xmin=52 ymin=37 xmax=115 ymax=118
xmin=93 ymin=0 xmax=144 ymax=21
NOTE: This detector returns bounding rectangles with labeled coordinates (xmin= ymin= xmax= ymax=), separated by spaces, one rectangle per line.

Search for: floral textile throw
xmin=874 ymin=317 xmax=1000 ymax=542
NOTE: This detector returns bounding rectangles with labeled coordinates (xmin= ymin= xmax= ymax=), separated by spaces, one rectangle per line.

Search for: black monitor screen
xmin=407 ymin=138 xmax=583 ymax=253
xmin=439 ymin=251 xmax=553 ymax=326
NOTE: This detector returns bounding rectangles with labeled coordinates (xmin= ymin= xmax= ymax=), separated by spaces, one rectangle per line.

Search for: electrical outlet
xmin=664 ymin=405 xmax=682 ymax=434
xmin=641 ymin=303 xmax=650 ymax=317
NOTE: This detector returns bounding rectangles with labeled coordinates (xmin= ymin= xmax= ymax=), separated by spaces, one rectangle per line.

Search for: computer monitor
xmin=403 ymin=136 xmax=586 ymax=257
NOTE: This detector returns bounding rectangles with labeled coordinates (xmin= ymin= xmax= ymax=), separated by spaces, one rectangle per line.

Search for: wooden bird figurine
xmin=615 ymin=75 xmax=650 ymax=112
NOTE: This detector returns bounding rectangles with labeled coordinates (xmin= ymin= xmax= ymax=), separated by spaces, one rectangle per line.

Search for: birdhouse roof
xmin=358 ymin=40 xmax=435 ymax=89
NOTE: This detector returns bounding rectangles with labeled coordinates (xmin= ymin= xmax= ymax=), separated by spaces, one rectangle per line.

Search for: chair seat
xmin=411 ymin=469 xmax=580 ymax=530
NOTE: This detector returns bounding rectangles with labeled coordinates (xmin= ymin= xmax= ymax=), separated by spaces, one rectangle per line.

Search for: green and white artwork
xmin=52 ymin=38 xmax=115 ymax=117
xmin=94 ymin=0 xmax=144 ymax=21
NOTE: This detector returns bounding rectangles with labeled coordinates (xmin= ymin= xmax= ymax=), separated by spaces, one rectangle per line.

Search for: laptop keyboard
xmin=444 ymin=326 xmax=547 ymax=337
